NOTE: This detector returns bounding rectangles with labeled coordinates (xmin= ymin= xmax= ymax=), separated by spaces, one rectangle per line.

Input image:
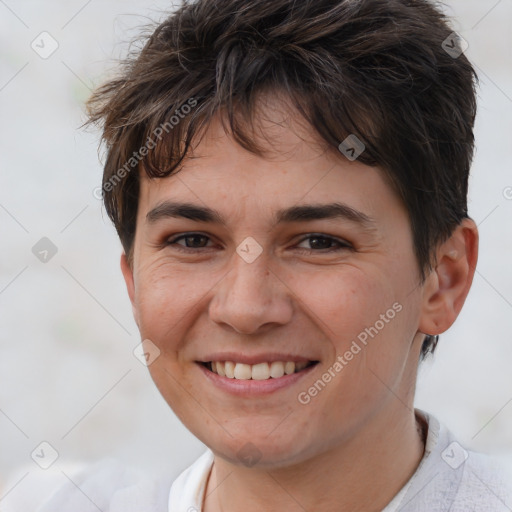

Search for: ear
xmin=418 ymin=218 xmax=478 ymax=336
xmin=120 ymin=252 xmax=139 ymax=328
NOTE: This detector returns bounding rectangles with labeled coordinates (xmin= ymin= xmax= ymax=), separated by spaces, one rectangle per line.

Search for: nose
xmin=208 ymin=249 xmax=294 ymax=335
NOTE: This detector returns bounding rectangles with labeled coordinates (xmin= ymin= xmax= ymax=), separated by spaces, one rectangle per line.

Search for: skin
xmin=121 ymin=95 xmax=478 ymax=511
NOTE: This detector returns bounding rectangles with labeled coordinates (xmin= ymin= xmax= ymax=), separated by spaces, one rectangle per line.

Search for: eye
xmin=295 ymin=234 xmax=352 ymax=252
xmin=163 ymin=232 xmax=352 ymax=254
xmin=166 ymin=233 xmax=215 ymax=252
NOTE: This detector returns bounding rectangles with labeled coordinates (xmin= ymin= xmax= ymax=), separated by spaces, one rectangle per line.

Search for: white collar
xmin=168 ymin=448 xmax=214 ymax=511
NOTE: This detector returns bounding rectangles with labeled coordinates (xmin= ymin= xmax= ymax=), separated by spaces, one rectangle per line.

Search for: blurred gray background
xmin=1 ymin=0 xmax=511 ymax=502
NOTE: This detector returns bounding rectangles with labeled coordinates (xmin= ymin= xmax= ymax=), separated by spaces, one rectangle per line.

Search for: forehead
xmin=136 ymin=97 xmax=404 ymax=229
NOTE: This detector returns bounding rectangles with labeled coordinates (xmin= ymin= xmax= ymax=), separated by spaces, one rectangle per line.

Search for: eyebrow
xmin=145 ymin=201 xmax=378 ymax=232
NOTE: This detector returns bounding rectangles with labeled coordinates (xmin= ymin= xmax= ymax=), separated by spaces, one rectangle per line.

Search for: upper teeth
xmin=210 ymin=361 xmax=309 ymax=380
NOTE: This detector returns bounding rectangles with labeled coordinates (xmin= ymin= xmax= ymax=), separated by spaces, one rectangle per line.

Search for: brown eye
xmin=295 ymin=234 xmax=352 ymax=252
xmin=166 ymin=233 xmax=214 ymax=251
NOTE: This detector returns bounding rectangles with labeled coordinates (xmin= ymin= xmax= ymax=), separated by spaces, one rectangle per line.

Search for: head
xmin=87 ymin=0 xmax=478 ymax=467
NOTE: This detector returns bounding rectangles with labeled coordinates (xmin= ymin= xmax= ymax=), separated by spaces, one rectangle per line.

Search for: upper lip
xmin=197 ymin=353 xmax=318 ymax=365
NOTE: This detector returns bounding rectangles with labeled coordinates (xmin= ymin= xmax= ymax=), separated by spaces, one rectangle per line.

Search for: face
xmin=122 ymin=98 xmax=429 ymax=469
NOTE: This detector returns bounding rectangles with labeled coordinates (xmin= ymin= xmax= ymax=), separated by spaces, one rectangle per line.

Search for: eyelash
xmin=165 ymin=232 xmax=352 ymax=253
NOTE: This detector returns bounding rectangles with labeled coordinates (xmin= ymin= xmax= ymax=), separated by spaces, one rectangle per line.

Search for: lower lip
xmin=196 ymin=362 xmax=319 ymax=397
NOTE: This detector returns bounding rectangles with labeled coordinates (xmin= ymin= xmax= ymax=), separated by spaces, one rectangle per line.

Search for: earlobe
xmin=120 ymin=252 xmax=139 ymax=327
xmin=418 ymin=218 xmax=478 ymax=336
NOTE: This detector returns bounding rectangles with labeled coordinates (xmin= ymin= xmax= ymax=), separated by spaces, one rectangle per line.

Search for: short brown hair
xmin=86 ymin=0 xmax=478 ymax=357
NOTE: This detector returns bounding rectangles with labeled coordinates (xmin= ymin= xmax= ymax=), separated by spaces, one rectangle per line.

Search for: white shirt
xmin=3 ymin=409 xmax=512 ymax=511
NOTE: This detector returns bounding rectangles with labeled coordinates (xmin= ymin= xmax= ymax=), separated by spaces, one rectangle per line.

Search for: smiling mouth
xmin=199 ymin=360 xmax=319 ymax=380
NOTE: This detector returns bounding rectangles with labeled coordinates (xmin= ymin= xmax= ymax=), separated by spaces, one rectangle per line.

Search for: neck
xmin=203 ymin=407 xmax=426 ymax=512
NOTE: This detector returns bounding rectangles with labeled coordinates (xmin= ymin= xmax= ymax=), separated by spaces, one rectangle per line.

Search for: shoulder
xmin=455 ymin=449 xmax=512 ymax=511
xmin=408 ymin=409 xmax=512 ymax=512
xmin=2 ymin=459 xmax=172 ymax=512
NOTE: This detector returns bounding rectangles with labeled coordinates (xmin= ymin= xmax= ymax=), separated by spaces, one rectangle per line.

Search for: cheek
xmin=285 ymin=265 xmax=396 ymax=343
xmin=292 ymin=265 xmax=413 ymax=387
xmin=133 ymin=260 xmax=214 ymax=343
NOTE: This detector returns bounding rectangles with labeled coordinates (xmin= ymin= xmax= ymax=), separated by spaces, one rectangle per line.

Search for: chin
xmin=208 ymin=433 xmax=312 ymax=469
